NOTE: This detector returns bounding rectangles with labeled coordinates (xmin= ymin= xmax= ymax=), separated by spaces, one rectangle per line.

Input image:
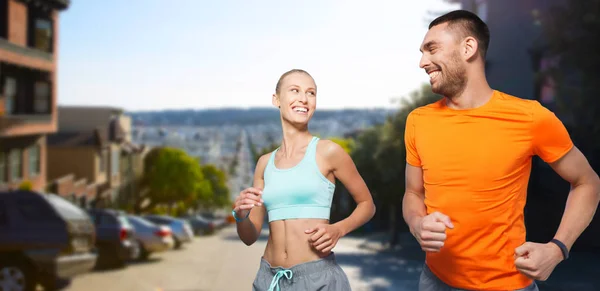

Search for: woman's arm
xmin=306 ymin=140 xmax=376 ymax=252
xmin=234 ymin=153 xmax=269 ymax=246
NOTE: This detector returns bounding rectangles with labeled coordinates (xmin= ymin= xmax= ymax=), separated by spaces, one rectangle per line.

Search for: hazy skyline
xmin=57 ymin=0 xmax=460 ymax=111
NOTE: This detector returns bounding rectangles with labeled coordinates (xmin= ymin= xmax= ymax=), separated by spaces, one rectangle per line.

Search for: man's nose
xmin=419 ymin=54 xmax=430 ymax=69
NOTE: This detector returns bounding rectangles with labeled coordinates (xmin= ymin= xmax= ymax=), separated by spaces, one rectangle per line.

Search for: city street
xmin=63 ymin=225 xmax=423 ymax=291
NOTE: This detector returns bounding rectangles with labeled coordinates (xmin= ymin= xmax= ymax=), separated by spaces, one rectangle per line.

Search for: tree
xmin=351 ymin=83 xmax=442 ymax=245
xmin=136 ymin=147 xmax=208 ymax=214
xmin=540 ymin=0 xmax=600 ymax=166
xmin=200 ymin=164 xmax=231 ymax=209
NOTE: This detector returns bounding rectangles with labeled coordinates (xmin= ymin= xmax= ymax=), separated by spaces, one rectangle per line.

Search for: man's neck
xmin=445 ymin=79 xmax=494 ymax=110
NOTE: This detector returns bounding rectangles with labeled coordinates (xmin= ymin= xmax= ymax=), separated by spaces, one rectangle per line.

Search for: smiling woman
xmin=232 ymin=69 xmax=376 ymax=291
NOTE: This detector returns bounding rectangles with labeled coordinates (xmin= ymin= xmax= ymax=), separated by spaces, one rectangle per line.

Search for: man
xmin=402 ymin=10 xmax=600 ymax=291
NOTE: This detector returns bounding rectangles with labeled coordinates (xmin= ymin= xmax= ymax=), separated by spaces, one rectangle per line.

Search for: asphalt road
xmin=62 ymin=225 xmax=417 ymax=291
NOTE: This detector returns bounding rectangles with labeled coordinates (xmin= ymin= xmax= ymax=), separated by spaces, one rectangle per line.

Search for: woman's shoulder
xmin=315 ymin=139 xmax=348 ymax=159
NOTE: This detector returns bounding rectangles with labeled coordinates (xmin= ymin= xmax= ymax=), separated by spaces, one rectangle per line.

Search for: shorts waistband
xmin=259 ymin=252 xmax=338 ymax=279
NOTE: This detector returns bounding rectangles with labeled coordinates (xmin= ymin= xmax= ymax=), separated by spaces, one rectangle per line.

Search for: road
xmin=63 ymin=225 xmax=421 ymax=291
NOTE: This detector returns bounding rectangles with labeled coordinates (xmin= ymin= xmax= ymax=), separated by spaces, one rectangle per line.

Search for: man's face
xmin=419 ymin=23 xmax=467 ymax=98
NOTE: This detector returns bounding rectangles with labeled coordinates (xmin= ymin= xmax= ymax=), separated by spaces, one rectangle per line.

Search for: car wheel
xmin=0 ymin=258 xmax=37 ymax=291
xmin=137 ymin=241 xmax=150 ymax=261
xmin=173 ymin=237 xmax=182 ymax=249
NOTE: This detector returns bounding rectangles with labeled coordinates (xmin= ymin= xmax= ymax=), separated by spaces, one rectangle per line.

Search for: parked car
xmin=126 ymin=215 xmax=174 ymax=260
xmin=183 ymin=215 xmax=215 ymax=235
xmin=0 ymin=190 xmax=97 ymax=291
xmin=198 ymin=212 xmax=227 ymax=230
xmin=87 ymin=209 xmax=139 ymax=268
xmin=142 ymin=215 xmax=194 ymax=249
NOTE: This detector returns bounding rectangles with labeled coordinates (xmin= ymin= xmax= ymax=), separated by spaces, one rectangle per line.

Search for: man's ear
xmin=272 ymin=94 xmax=280 ymax=108
xmin=463 ymin=36 xmax=479 ymax=61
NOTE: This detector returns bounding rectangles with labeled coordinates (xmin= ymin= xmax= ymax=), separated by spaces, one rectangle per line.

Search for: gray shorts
xmin=419 ymin=264 xmax=539 ymax=291
xmin=252 ymin=252 xmax=351 ymax=291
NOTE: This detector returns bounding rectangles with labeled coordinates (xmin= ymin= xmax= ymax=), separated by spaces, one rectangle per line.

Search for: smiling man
xmin=402 ymin=10 xmax=600 ymax=291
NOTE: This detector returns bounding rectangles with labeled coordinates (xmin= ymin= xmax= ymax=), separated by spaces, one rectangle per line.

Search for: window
xmin=3 ymin=77 xmax=16 ymax=115
xmin=0 ymin=152 xmax=6 ymax=184
xmin=475 ymin=0 xmax=488 ymax=22
xmin=34 ymin=82 xmax=50 ymax=113
xmin=9 ymin=149 xmax=22 ymax=182
xmin=28 ymin=144 xmax=40 ymax=177
xmin=28 ymin=5 xmax=53 ymax=53
xmin=99 ymin=149 xmax=108 ymax=173
xmin=0 ymin=0 xmax=7 ymax=39
xmin=45 ymin=194 xmax=88 ymax=220
xmin=111 ymin=149 xmax=119 ymax=177
xmin=16 ymin=197 xmax=59 ymax=222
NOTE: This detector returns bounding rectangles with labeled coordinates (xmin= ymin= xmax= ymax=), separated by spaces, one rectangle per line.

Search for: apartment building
xmin=47 ymin=106 xmax=146 ymax=208
xmin=0 ymin=0 xmax=70 ymax=191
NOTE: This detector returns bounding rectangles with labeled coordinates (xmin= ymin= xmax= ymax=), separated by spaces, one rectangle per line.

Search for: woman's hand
xmin=233 ymin=187 xmax=263 ymax=219
xmin=305 ymin=223 xmax=343 ymax=253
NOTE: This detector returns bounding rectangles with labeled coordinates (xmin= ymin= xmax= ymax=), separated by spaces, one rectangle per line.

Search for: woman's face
xmin=273 ymin=72 xmax=317 ymax=126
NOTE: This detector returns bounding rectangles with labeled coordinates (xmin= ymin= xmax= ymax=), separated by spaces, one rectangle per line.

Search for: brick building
xmin=0 ymin=0 xmax=70 ymax=191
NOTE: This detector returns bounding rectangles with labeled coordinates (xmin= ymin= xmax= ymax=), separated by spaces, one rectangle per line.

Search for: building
xmin=0 ymin=0 xmax=70 ymax=191
xmin=46 ymin=126 xmax=110 ymax=207
xmin=47 ymin=106 xmax=146 ymax=208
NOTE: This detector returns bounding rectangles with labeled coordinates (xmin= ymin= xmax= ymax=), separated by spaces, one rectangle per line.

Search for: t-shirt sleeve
xmin=405 ymin=111 xmax=422 ymax=167
xmin=531 ymin=102 xmax=574 ymax=163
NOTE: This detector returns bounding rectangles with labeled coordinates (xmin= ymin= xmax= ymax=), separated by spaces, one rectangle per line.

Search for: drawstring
xmin=267 ymin=269 xmax=293 ymax=291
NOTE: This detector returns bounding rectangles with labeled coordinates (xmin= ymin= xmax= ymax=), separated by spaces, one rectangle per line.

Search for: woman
xmin=233 ymin=69 xmax=376 ymax=291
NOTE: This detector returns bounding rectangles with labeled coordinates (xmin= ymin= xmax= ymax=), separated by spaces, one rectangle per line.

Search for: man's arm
xmin=549 ymin=146 xmax=600 ymax=251
xmin=403 ymin=163 xmax=427 ymax=235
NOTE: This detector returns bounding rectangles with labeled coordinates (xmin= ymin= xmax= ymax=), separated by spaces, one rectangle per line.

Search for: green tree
xmin=136 ymin=147 xmax=208 ymax=214
xmin=200 ymin=164 xmax=231 ymax=209
xmin=352 ymin=83 xmax=441 ymax=245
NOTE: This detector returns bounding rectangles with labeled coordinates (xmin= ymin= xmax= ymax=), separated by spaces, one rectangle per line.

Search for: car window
xmin=128 ymin=216 xmax=155 ymax=228
xmin=117 ymin=214 xmax=132 ymax=228
xmin=96 ymin=213 xmax=116 ymax=225
xmin=44 ymin=194 xmax=88 ymax=220
xmin=145 ymin=216 xmax=170 ymax=224
xmin=16 ymin=197 xmax=60 ymax=222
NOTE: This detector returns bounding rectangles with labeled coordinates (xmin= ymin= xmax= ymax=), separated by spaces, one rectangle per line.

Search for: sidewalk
xmin=346 ymin=232 xmax=600 ymax=291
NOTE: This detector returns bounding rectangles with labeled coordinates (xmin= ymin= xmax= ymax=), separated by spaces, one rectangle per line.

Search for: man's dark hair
xmin=429 ymin=10 xmax=490 ymax=58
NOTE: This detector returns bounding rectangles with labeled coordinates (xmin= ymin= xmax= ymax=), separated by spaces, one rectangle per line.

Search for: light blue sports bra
xmin=262 ymin=136 xmax=336 ymax=222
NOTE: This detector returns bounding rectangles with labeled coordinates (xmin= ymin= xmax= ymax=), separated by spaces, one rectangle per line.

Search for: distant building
xmin=0 ymin=0 xmax=70 ymax=191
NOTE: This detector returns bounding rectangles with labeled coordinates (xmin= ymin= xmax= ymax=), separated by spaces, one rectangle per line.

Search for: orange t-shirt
xmin=404 ymin=90 xmax=573 ymax=290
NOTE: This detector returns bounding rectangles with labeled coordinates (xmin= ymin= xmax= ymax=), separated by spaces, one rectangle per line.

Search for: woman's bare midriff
xmin=262 ymin=218 xmax=331 ymax=268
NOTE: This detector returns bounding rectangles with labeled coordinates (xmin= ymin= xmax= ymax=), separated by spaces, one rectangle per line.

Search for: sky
xmin=57 ymin=0 xmax=460 ymax=111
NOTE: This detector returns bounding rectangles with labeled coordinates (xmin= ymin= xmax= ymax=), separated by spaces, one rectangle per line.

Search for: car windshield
xmin=44 ymin=194 xmax=88 ymax=220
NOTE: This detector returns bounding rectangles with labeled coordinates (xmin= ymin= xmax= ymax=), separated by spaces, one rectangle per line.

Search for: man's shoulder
xmin=408 ymin=98 xmax=445 ymax=118
xmin=492 ymin=90 xmax=545 ymax=117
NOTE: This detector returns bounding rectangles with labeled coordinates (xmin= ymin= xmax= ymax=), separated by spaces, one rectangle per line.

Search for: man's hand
xmin=305 ymin=224 xmax=343 ymax=253
xmin=411 ymin=211 xmax=454 ymax=252
xmin=514 ymin=242 xmax=564 ymax=281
